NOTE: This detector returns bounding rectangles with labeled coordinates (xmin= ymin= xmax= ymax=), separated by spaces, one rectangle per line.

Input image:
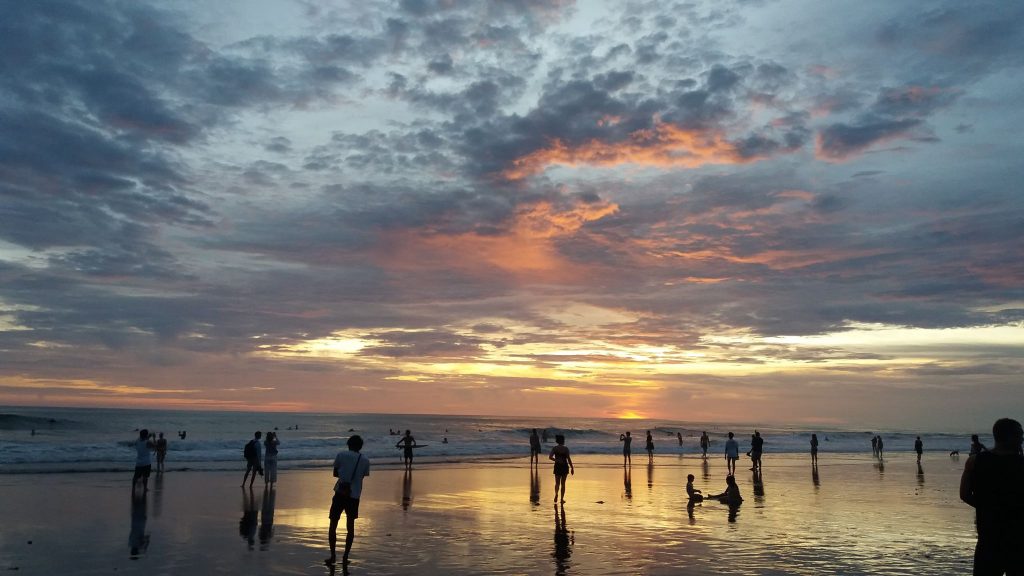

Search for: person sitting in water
xmin=686 ymin=474 xmax=704 ymax=503
xmin=709 ymin=475 xmax=743 ymax=506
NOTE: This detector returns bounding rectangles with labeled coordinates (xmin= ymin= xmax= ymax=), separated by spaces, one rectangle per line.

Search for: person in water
xmin=549 ymin=434 xmax=574 ymax=503
xmin=724 ymin=432 xmax=739 ymax=475
xmin=620 ymin=431 xmax=632 ymax=466
xmin=686 ymin=474 xmax=703 ymax=503
xmin=709 ymin=475 xmax=743 ymax=506
xmin=396 ymin=430 xmax=417 ymax=470
xmin=530 ymin=429 xmax=542 ymax=466
xmin=960 ymin=418 xmax=1024 ymax=576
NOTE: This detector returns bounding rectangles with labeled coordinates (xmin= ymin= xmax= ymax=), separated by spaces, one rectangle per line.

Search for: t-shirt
xmin=969 ymin=451 xmax=1024 ymax=539
xmin=622 ymin=436 xmax=632 ymax=452
xmin=135 ymin=439 xmax=152 ymax=466
xmin=725 ymin=439 xmax=739 ymax=458
xmin=333 ymin=451 xmax=371 ymax=499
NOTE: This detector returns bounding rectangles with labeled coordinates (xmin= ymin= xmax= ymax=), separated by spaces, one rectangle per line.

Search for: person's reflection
xmin=402 ymin=468 xmax=414 ymax=511
xmin=701 ymin=457 xmax=710 ymax=481
xmin=727 ymin=503 xmax=740 ymax=523
xmin=239 ymin=486 xmax=258 ymax=550
xmin=530 ymin=465 xmax=540 ymax=505
xmin=623 ymin=466 xmax=632 ymax=501
xmin=553 ymin=504 xmax=573 ymax=576
xmin=647 ymin=459 xmax=654 ymax=490
xmin=129 ymin=491 xmax=150 ymax=559
xmin=874 ymin=458 xmax=885 ymax=475
xmin=753 ymin=469 xmax=765 ymax=500
xmin=811 ymin=463 xmax=820 ymax=489
xmin=916 ymin=462 xmax=924 ymax=487
xmin=259 ymin=486 xmax=276 ymax=549
xmin=686 ymin=500 xmax=697 ymax=524
xmin=152 ymin=469 xmax=164 ymax=518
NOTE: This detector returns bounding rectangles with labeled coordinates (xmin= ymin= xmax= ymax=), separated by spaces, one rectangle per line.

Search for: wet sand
xmin=0 ymin=452 xmax=976 ymax=575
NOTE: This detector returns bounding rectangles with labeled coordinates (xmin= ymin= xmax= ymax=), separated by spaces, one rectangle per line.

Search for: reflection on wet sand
xmin=553 ymin=504 xmax=572 ymax=576
xmin=530 ymin=466 xmax=540 ymax=505
xmin=129 ymin=491 xmax=150 ymax=559
xmin=239 ymin=487 xmax=258 ymax=549
xmin=647 ymin=460 xmax=654 ymax=490
xmin=259 ymin=487 xmax=276 ymax=549
xmin=753 ymin=470 xmax=765 ymax=501
xmin=812 ymin=463 xmax=820 ymax=488
xmin=702 ymin=458 xmax=710 ymax=481
xmin=623 ymin=467 xmax=632 ymax=501
xmin=152 ymin=471 xmax=164 ymax=518
xmin=916 ymin=463 xmax=924 ymax=487
xmin=402 ymin=468 xmax=414 ymax=511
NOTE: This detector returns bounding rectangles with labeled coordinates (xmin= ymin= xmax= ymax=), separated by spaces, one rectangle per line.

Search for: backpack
xmin=243 ymin=439 xmax=256 ymax=460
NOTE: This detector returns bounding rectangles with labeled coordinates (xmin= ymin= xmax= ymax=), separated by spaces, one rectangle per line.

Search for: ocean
xmin=0 ymin=406 xmax=985 ymax=473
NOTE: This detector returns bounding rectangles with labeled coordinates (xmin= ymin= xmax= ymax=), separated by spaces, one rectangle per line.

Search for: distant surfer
xmin=530 ymin=429 xmax=542 ymax=466
xmin=396 ymin=430 xmax=418 ymax=469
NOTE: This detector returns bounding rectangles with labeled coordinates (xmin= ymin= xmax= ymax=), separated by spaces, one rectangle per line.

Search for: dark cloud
xmin=817 ymin=118 xmax=922 ymax=160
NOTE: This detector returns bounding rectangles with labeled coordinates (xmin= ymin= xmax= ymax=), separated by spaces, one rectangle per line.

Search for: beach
xmin=0 ymin=452 xmax=976 ymax=575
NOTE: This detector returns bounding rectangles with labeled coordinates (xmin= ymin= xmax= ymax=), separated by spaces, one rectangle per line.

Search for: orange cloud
xmin=378 ymin=198 xmax=618 ymax=282
xmin=502 ymin=121 xmax=755 ymax=180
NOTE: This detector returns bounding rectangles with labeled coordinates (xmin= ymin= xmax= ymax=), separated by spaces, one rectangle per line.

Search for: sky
xmin=1 ymin=0 xmax=1022 ymax=431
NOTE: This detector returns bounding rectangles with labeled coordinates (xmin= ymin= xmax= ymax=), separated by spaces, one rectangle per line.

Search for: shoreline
xmin=0 ymin=453 xmax=976 ymax=575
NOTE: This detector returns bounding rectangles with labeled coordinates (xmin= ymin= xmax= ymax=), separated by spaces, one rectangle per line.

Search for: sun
xmin=616 ymin=410 xmax=646 ymax=420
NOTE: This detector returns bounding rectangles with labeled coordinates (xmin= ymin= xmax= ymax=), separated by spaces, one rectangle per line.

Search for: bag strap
xmin=348 ymin=454 xmax=361 ymax=483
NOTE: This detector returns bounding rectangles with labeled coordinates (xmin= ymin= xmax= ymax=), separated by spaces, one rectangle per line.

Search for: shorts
xmin=329 ymin=492 xmax=360 ymax=520
xmin=133 ymin=465 xmax=151 ymax=479
xmin=403 ymin=448 xmax=414 ymax=459
xmin=554 ymin=462 xmax=569 ymax=476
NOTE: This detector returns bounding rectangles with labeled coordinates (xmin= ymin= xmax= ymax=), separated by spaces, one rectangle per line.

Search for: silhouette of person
xmin=750 ymin=431 xmax=764 ymax=471
xmin=327 ymin=435 xmax=370 ymax=567
xmin=645 ymin=430 xmax=655 ymax=460
xmin=259 ymin=486 xmax=276 ymax=549
xmin=264 ymin=431 xmax=280 ymax=486
xmin=549 ymin=434 xmax=574 ymax=503
xmin=396 ymin=430 xmax=417 ymax=470
xmin=724 ymin=432 xmax=739 ymax=475
xmin=129 ymin=491 xmax=150 ymax=559
xmin=155 ymin=432 xmax=168 ymax=472
xmin=871 ymin=435 xmax=878 ymax=456
xmin=700 ymin=431 xmax=710 ymax=458
xmin=915 ymin=436 xmax=923 ymax=463
xmin=239 ymin=487 xmax=258 ymax=550
xmin=686 ymin=473 xmax=703 ymax=504
xmin=242 ymin=431 xmax=263 ymax=488
xmin=619 ymin=431 xmax=632 ymax=466
xmin=709 ymin=475 xmax=743 ymax=521
xmin=970 ymin=434 xmax=987 ymax=456
xmin=877 ymin=435 xmax=884 ymax=458
xmin=810 ymin=434 xmax=819 ymax=465
xmin=530 ymin=429 xmax=542 ymax=466
xmin=960 ymin=418 xmax=1024 ymax=576
xmin=132 ymin=429 xmax=155 ymax=493
xmin=677 ymin=432 xmax=683 ymax=447
xmin=552 ymin=504 xmax=573 ymax=576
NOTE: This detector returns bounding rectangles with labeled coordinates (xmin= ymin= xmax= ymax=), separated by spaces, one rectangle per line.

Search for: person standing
xmin=242 ymin=431 xmax=263 ymax=488
xmin=970 ymin=434 xmax=987 ymax=456
xmin=677 ymin=432 xmax=683 ymax=448
xmin=750 ymin=431 xmax=764 ymax=471
xmin=530 ymin=429 xmax=542 ymax=466
xmin=155 ymin=432 xmax=168 ymax=472
xmin=960 ymin=418 xmax=1024 ymax=576
xmin=549 ymin=434 xmax=574 ymax=503
xmin=396 ymin=429 xmax=417 ymax=470
xmin=914 ymin=436 xmax=923 ymax=464
xmin=724 ymin=432 xmax=739 ymax=475
xmin=877 ymin=435 xmax=884 ymax=458
xmin=327 ymin=435 xmax=370 ymax=567
xmin=871 ymin=435 xmax=878 ymax=456
xmin=264 ymin=431 xmax=280 ymax=486
xmin=132 ymin=429 xmax=155 ymax=493
xmin=645 ymin=430 xmax=655 ymax=460
xmin=700 ymin=431 xmax=710 ymax=458
xmin=620 ymin=431 xmax=632 ymax=466
xmin=810 ymin=434 xmax=819 ymax=465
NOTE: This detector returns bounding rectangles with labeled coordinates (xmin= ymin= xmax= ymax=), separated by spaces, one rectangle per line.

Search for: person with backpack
xmin=242 ymin=431 xmax=263 ymax=488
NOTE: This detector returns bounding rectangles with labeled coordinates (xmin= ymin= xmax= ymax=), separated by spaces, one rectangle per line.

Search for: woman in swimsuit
xmin=549 ymin=434 xmax=574 ymax=503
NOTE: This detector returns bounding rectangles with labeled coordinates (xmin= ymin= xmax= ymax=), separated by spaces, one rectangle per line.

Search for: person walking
xmin=242 ymin=431 xmax=263 ymax=488
xmin=700 ymin=431 xmax=710 ymax=458
xmin=724 ymin=432 xmax=739 ymax=475
xmin=530 ymin=429 xmax=542 ymax=466
xmin=549 ymin=434 xmax=574 ymax=503
xmin=914 ymin=436 xmax=923 ymax=464
xmin=327 ymin=435 xmax=371 ymax=567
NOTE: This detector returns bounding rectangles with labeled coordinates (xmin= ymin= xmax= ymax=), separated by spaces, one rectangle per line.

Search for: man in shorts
xmin=327 ymin=434 xmax=370 ymax=567
xmin=132 ymin=429 xmax=155 ymax=493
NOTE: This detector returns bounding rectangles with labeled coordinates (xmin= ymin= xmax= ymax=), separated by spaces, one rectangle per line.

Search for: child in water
xmin=686 ymin=474 xmax=704 ymax=503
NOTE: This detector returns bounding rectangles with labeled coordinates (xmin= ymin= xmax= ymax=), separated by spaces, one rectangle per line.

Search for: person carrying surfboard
xmin=396 ymin=430 xmax=418 ymax=469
